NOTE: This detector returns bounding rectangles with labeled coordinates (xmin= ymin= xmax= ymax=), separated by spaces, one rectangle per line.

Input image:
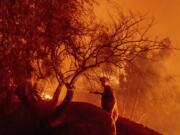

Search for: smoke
xmin=81 ymin=1 xmax=180 ymax=135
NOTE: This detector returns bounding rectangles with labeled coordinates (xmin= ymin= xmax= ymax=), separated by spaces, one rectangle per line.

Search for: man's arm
xmin=89 ymin=91 xmax=103 ymax=95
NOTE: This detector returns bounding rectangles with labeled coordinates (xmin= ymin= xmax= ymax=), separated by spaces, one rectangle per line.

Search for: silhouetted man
xmin=91 ymin=77 xmax=119 ymax=135
xmin=100 ymin=77 xmax=115 ymax=112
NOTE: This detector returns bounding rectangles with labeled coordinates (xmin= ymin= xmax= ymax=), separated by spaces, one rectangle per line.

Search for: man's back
xmin=101 ymin=85 xmax=115 ymax=113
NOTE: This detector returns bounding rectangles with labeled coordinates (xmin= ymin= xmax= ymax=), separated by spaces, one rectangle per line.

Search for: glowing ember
xmin=41 ymin=93 xmax=52 ymax=100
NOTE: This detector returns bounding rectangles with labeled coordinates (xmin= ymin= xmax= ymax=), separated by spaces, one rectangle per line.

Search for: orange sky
xmin=119 ymin=0 xmax=180 ymax=73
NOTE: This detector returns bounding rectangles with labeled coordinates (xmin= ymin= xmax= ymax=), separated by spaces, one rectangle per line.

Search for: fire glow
xmin=41 ymin=92 xmax=52 ymax=100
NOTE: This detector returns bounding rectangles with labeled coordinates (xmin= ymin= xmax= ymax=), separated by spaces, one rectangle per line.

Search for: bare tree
xmin=50 ymin=13 xmax=170 ymax=118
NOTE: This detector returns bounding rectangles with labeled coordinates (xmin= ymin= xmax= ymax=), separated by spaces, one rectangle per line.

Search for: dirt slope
xmin=53 ymin=102 xmax=162 ymax=135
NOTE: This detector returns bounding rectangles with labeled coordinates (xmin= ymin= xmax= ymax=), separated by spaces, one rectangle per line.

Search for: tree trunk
xmin=50 ymin=88 xmax=74 ymax=122
xmin=49 ymin=75 xmax=77 ymax=124
xmin=52 ymin=83 xmax=63 ymax=106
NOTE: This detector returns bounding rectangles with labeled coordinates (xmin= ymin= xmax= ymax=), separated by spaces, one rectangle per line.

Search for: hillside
xmin=53 ymin=102 xmax=162 ymax=135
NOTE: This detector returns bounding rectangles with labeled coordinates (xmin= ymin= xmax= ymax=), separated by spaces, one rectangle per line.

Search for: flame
xmin=41 ymin=92 xmax=52 ymax=100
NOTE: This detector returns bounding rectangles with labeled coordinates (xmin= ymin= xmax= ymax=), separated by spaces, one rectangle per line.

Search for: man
xmin=90 ymin=77 xmax=119 ymax=135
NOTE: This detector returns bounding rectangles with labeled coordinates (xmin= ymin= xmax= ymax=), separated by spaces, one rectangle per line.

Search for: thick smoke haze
xmin=73 ymin=1 xmax=180 ymax=135
xmin=118 ymin=1 xmax=180 ymax=135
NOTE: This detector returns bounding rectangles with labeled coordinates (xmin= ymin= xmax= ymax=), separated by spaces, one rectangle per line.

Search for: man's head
xmin=99 ymin=77 xmax=110 ymax=87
